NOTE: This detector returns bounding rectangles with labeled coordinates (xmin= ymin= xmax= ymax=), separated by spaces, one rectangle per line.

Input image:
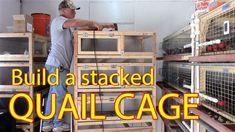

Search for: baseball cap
xmin=59 ymin=0 xmax=80 ymax=10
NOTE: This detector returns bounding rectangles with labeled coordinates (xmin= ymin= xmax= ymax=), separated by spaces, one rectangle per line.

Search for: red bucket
xmin=31 ymin=13 xmax=51 ymax=36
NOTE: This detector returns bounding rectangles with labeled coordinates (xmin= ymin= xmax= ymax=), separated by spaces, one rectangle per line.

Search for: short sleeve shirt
xmin=46 ymin=16 xmax=74 ymax=70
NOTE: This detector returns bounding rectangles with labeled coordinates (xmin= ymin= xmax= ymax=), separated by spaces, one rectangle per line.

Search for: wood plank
xmin=124 ymin=52 xmax=154 ymax=56
xmin=0 ymin=85 xmax=30 ymax=90
xmin=0 ymin=62 xmax=29 ymax=67
xmin=77 ymin=63 xmax=154 ymax=67
xmin=78 ymin=51 xmax=120 ymax=55
xmin=162 ymin=55 xmax=190 ymax=61
xmin=78 ymin=35 xmax=120 ymax=39
xmin=0 ymin=94 xmax=14 ymax=98
xmin=77 ymin=117 xmax=153 ymax=125
xmin=0 ymin=32 xmax=31 ymax=38
xmin=77 ymin=55 xmax=153 ymax=59
xmin=77 ymin=95 xmax=145 ymax=103
xmin=75 ymin=126 xmax=153 ymax=132
xmin=190 ymin=54 xmax=235 ymax=62
xmin=77 ymin=88 xmax=155 ymax=92
xmin=77 ymin=85 xmax=155 ymax=89
xmin=0 ymin=55 xmax=29 ymax=61
xmin=77 ymin=119 xmax=152 ymax=127
xmin=78 ymin=66 xmax=119 ymax=70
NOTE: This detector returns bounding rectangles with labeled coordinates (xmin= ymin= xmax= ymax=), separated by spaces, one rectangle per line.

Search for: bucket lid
xmin=31 ymin=13 xmax=50 ymax=17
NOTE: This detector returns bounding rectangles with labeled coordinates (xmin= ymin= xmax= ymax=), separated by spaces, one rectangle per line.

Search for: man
xmin=42 ymin=0 xmax=115 ymax=131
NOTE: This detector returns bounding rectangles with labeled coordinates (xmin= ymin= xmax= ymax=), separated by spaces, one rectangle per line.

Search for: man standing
xmin=42 ymin=0 xmax=115 ymax=131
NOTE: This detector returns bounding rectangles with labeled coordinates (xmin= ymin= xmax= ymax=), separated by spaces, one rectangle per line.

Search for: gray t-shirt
xmin=46 ymin=16 xmax=73 ymax=70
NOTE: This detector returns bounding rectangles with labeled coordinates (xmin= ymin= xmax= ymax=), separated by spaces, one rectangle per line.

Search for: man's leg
xmin=52 ymin=67 xmax=70 ymax=131
xmin=42 ymin=65 xmax=57 ymax=131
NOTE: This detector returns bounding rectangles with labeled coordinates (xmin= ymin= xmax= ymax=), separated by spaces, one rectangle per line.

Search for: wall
xmin=0 ymin=0 xmax=20 ymax=32
xmin=21 ymin=0 xmax=89 ymax=20
xmin=22 ymin=0 xmax=194 ymax=44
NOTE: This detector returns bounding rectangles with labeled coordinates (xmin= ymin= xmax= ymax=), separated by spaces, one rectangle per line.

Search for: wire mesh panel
xmin=199 ymin=66 xmax=235 ymax=122
xmin=162 ymin=26 xmax=191 ymax=56
xmin=162 ymin=62 xmax=191 ymax=92
xmin=179 ymin=66 xmax=191 ymax=89
xmin=199 ymin=1 xmax=235 ymax=55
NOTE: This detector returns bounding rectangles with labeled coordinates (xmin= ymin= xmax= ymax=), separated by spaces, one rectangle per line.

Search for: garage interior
xmin=0 ymin=0 xmax=234 ymax=132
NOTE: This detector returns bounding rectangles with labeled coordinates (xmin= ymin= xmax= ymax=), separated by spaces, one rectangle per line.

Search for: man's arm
xmin=63 ymin=19 xmax=101 ymax=30
xmin=63 ymin=19 xmax=115 ymax=31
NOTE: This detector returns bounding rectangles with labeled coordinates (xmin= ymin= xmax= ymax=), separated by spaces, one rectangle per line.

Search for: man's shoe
xmin=53 ymin=123 xmax=70 ymax=132
xmin=42 ymin=124 xmax=53 ymax=132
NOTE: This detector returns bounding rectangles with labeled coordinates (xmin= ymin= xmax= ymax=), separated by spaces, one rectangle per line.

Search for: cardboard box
xmin=13 ymin=14 xmax=33 ymax=33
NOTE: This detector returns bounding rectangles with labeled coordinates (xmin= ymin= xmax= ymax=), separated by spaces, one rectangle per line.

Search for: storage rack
xmin=158 ymin=24 xmax=195 ymax=131
xmin=189 ymin=1 xmax=235 ymax=131
xmin=73 ymin=31 xmax=157 ymax=132
xmin=159 ymin=0 xmax=235 ymax=131
xmin=0 ymin=32 xmax=49 ymax=132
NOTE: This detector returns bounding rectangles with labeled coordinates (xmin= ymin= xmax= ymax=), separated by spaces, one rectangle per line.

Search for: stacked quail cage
xmin=162 ymin=26 xmax=191 ymax=56
xmin=73 ymin=31 xmax=157 ymax=132
xmin=162 ymin=62 xmax=191 ymax=92
xmin=199 ymin=66 xmax=235 ymax=123
xmin=199 ymin=1 xmax=235 ymax=55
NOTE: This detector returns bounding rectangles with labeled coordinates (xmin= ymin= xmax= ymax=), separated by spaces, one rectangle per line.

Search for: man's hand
xmin=90 ymin=21 xmax=103 ymax=31
xmin=90 ymin=22 xmax=117 ymax=31
xmin=101 ymin=24 xmax=116 ymax=31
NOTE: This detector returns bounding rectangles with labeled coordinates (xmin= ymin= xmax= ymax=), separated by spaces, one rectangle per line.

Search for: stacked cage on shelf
xmin=161 ymin=24 xmax=194 ymax=131
xmin=162 ymin=62 xmax=192 ymax=93
xmin=162 ymin=25 xmax=192 ymax=56
xmin=198 ymin=0 xmax=235 ymax=55
xmin=0 ymin=33 xmax=49 ymax=132
xmin=74 ymin=31 xmax=157 ymax=132
xmin=194 ymin=0 xmax=235 ymax=129
xmin=198 ymin=66 xmax=235 ymax=123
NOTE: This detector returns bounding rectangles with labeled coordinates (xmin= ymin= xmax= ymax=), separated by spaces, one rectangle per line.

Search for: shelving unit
xmin=0 ymin=32 xmax=50 ymax=132
xmin=158 ymin=0 xmax=235 ymax=131
xmin=192 ymin=1 xmax=235 ymax=131
xmin=158 ymin=24 xmax=194 ymax=131
xmin=74 ymin=31 xmax=157 ymax=132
